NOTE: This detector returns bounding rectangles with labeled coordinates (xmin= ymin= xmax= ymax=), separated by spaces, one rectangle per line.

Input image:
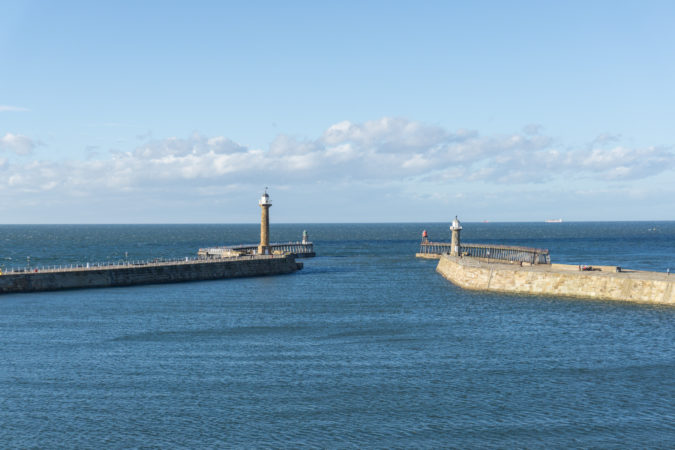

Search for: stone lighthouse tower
xmin=450 ymin=216 xmax=462 ymax=256
xmin=258 ymin=188 xmax=272 ymax=255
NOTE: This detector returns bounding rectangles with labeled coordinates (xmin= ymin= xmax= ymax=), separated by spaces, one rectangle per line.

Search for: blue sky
xmin=1 ymin=0 xmax=674 ymax=223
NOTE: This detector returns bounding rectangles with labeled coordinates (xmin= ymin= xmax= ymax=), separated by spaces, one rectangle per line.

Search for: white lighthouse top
xmin=259 ymin=188 xmax=272 ymax=206
xmin=450 ymin=216 xmax=462 ymax=231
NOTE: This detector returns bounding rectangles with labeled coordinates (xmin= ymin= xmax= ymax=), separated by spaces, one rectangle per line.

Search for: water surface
xmin=1 ymin=222 xmax=673 ymax=447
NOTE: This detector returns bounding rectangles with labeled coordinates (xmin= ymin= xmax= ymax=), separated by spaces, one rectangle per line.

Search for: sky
xmin=1 ymin=0 xmax=674 ymax=223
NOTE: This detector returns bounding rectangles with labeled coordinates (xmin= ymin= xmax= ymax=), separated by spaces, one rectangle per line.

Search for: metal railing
xmin=198 ymin=241 xmax=314 ymax=258
xmin=419 ymin=241 xmax=550 ymax=265
xmin=0 ymin=254 xmax=287 ymax=275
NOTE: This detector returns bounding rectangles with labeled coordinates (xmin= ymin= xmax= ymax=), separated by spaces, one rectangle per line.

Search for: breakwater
xmin=0 ymin=254 xmax=302 ymax=294
xmin=436 ymin=255 xmax=674 ymax=305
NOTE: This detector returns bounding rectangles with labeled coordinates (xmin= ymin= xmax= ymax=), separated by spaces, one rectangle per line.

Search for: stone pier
xmin=435 ymin=255 xmax=674 ymax=305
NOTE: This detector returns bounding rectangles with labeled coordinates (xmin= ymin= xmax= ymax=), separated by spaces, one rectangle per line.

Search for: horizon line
xmin=0 ymin=219 xmax=673 ymax=226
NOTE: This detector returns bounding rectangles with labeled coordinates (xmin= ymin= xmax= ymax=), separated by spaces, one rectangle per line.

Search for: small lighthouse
xmin=258 ymin=188 xmax=272 ymax=255
xmin=450 ymin=216 xmax=462 ymax=256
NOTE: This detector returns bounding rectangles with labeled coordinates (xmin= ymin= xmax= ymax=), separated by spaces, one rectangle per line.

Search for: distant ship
xmin=545 ymin=219 xmax=563 ymax=223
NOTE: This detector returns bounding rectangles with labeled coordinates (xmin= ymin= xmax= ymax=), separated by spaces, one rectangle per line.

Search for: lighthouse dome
xmin=259 ymin=190 xmax=272 ymax=206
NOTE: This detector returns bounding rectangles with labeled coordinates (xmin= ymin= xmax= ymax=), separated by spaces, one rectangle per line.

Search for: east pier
xmin=418 ymin=218 xmax=674 ymax=305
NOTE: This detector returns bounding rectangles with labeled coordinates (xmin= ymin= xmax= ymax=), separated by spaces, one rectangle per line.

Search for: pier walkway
xmin=0 ymin=254 xmax=285 ymax=275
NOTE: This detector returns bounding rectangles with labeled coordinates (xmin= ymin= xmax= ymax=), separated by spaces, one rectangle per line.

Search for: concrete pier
xmin=0 ymin=254 xmax=302 ymax=294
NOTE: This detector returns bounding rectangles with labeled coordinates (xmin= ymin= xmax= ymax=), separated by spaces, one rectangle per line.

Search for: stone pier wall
xmin=0 ymin=255 xmax=301 ymax=294
xmin=436 ymin=255 xmax=674 ymax=305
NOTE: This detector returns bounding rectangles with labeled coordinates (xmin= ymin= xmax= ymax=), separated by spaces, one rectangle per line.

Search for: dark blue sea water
xmin=1 ymin=222 xmax=674 ymax=448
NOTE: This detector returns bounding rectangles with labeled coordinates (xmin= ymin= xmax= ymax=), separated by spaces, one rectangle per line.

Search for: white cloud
xmin=133 ymin=133 xmax=247 ymax=159
xmin=322 ymin=117 xmax=449 ymax=153
xmin=589 ymin=133 xmax=621 ymax=148
xmin=0 ymin=118 xmax=672 ymax=199
xmin=569 ymin=145 xmax=672 ymax=180
xmin=0 ymin=105 xmax=29 ymax=112
xmin=0 ymin=133 xmax=37 ymax=155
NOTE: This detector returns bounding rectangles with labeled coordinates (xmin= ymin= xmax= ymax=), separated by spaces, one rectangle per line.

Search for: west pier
xmin=0 ymin=190 xmax=308 ymax=294
xmin=418 ymin=218 xmax=674 ymax=305
xmin=0 ymin=254 xmax=302 ymax=294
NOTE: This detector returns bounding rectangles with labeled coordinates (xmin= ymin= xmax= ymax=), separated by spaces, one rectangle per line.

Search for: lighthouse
xmin=258 ymin=188 xmax=272 ymax=255
xmin=450 ymin=216 xmax=462 ymax=256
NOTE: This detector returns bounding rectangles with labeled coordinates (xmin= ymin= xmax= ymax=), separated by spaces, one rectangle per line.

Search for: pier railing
xmin=198 ymin=241 xmax=314 ymax=258
xmin=419 ymin=241 xmax=550 ymax=265
xmin=0 ymin=254 xmax=287 ymax=275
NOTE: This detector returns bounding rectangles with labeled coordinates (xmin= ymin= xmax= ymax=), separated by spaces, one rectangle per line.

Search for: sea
xmin=0 ymin=222 xmax=673 ymax=448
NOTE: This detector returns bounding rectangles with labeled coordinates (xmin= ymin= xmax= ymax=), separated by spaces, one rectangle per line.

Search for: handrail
xmin=198 ymin=242 xmax=314 ymax=259
xmin=200 ymin=241 xmax=313 ymax=252
xmin=419 ymin=241 xmax=550 ymax=264
xmin=0 ymin=254 xmax=288 ymax=275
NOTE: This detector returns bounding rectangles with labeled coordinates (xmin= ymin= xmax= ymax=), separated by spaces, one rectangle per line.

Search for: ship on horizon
xmin=545 ymin=218 xmax=563 ymax=223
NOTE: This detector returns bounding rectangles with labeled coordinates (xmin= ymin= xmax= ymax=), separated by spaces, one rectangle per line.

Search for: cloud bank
xmin=1 ymin=118 xmax=672 ymax=198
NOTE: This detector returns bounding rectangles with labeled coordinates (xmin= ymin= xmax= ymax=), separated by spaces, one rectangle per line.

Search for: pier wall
xmin=0 ymin=255 xmax=301 ymax=294
xmin=436 ymin=255 xmax=674 ymax=305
